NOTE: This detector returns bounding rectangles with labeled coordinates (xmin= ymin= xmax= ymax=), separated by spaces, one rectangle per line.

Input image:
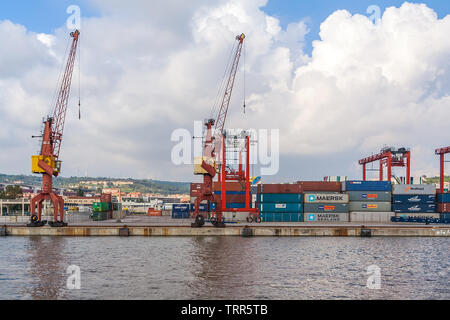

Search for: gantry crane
xmin=192 ymin=33 xmax=246 ymax=228
xmin=435 ymin=146 xmax=450 ymax=193
xmin=28 ymin=30 xmax=80 ymax=227
xmin=359 ymin=147 xmax=411 ymax=184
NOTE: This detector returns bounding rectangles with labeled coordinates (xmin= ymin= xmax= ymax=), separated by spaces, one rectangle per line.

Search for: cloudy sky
xmin=0 ymin=0 xmax=449 ymax=183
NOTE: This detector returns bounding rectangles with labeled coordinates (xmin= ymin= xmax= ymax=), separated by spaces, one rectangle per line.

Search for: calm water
xmin=0 ymin=236 xmax=448 ymax=300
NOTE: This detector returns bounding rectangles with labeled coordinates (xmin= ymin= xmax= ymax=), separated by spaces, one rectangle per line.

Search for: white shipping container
xmin=349 ymin=212 xmax=395 ymax=223
xmin=392 ymin=184 xmax=436 ymax=195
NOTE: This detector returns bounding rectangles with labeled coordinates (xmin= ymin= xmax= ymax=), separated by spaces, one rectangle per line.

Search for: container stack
xmin=257 ymin=184 xmax=303 ymax=222
xmin=92 ymin=202 xmax=112 ymax=221
xmin=438 ymin=193 xmax=450 ymax=223
xmin=172 ymin=204 xmax=190 ymax=219
xmin=345 ymin=181 xmax=394 ymax=223
xmin=300 ymin=181 xmax=348 ymax=222
xmin=392 ymin=184 xmax=438 ymax=218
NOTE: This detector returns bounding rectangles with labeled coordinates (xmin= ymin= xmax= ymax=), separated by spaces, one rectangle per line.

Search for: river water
xmin=0 ymin=236 xmax=448 ymax=300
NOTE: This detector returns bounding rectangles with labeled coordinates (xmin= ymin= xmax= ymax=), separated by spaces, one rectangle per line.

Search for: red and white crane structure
xmin=29 ymin=30 xmax=80 ymax=227
xmin=192 ymin=33 xmax=258 ymax=228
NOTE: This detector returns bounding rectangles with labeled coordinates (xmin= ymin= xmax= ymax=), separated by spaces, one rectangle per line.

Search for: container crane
xmin=359 ymin=147 xmax=411 ymax=184
xmin=192 ymin=33 xmax=246 ymax=228
xmin=28 ymin=30 xmax=80 ymax=227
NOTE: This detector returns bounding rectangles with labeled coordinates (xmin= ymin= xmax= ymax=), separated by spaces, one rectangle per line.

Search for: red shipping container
xmin=297 ymin=181 xmax=341 ymax=192
xmin=257 ymin=184 xmax=303 ymax=194
xmin=438 ymin=203 xmax=450 ymax=213
xmin=190 ymin=183 xmax=203 ymax=197
xmin=213 ymin=182 xmax=245 ymax=192
xmin=100 ymin=193 xmax=112 ymax=203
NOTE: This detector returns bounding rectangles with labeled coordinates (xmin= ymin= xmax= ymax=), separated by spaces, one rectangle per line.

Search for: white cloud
xmin=0 ymin=1 xmax=449 ymax=181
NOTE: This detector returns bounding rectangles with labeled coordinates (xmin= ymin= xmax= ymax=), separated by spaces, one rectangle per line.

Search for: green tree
xmin=76 ymin=186 xmax=85 ymax=197
xmin=0 ymin=185 xmax=23 ymax=199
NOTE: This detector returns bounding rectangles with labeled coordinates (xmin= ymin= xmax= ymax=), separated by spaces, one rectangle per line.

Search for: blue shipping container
xmin=345 ymin=181 xmax=392 ymax=192
xmin=440 ymin=213 xmax=450 ymax=223
xmin=393 ymin=204 xmax=436 ymax=213
xmin=257 ymin=193 xmax=303 ymax=203
xmin=214 ymin=191 xmax=246 ymax=195
xmin=261 ymin=212 xmax=303 ymax=222
xmin=172 ymin=204 xmax=190 ymax=212
xmin=258 ymin=203 xmax=303 ymax=213
xmin=393 ymin=195 xmax=436 ymax=204
xmin=437 ymin=193 xmax=450 ymax=203
xmin=172 ymin=212 xmax=190 ymax=219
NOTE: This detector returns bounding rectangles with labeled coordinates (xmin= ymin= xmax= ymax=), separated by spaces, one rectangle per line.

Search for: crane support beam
xmin=435 ymin=146 xmax=450 ymax=193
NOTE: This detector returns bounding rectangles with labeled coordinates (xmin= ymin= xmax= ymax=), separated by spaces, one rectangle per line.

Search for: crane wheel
xmin=191 ymin=215 xmax=205 ymax=228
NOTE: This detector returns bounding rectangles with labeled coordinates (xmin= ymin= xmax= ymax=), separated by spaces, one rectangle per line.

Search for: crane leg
xmin=28 ymin=194 xmax=46 ymax=227
xmin=48 ymin=193 xmax=67 ymax=227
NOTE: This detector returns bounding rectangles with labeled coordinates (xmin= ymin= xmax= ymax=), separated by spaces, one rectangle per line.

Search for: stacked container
xmin=392 ymin=184 xmax=438 ymax=218
xmin=345 ymin=181 xmax=394 ymax=223
xmin=172 ymin=204 xmax=190 ymax=219
xmin=257 ymin=184 xmax=303 ymax=222
xmin=438 ymin=193 xmax=450 ymax=223
xmin=299 ymin=181 xmax=347 ymax=222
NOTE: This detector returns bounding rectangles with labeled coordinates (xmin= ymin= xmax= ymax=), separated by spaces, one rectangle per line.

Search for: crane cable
xmin=243 ymin=40 xmax=246 ymax=115
xmin=210 ymin=40 xmax=237 ymax=121
xmin=78 ymin=37 xmax=81 ymax=120
xmin=49 ymin=36 xmax=71 ymax=118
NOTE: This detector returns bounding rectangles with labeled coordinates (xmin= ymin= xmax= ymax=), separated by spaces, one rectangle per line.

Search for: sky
xmin=0 ymin=0 xmax=449 ymax=183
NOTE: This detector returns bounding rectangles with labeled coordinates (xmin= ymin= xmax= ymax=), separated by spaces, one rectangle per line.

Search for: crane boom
xmin=52 ymin=29 xmax=80 ymax=160
xmin=214 ymin=33 xmax=245 ymax=138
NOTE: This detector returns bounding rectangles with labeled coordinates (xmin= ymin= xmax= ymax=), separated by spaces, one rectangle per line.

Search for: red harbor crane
xmin=192 ymin=33 xmax=258 ymax=228
xmin=29 ymin=30 xmax=80 ymax=227
xmin=435 ymin=146 xmax=450 ymax=193
xmin=359 ymin=147 xmax=411 ymax=184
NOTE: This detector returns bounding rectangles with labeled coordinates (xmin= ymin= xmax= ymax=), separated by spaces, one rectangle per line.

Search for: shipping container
xmin=395 ymin=213 xmax=440 ymax=219
xmin=440 ymin=213 xmax=450 ymax=222
xmin=257 ymin=193 xmax=303 ymax=203
xmin=438 ymin=203 xmax=450 ymax=213
xmin=347 ymin=191 xmax=392 ymax=202
xmin=437 ymin=193 xmax=450 ymax=203
xmin=172 ymin=204 xmax=190 ymax=212
xmin=393 ymin=204 xmax=436 ymax=213
xmin=344 ymin=181 xmax=392 ymax=192
xmin=213 ymin=182 xmax=245 ymax=192
xmin=349 ymin=212 xmax=395 ymax=223
xmin=258 ymin=184 xmax=303 ymax=194
xmin=223 ymin=211 xmax=251 ymax=222
xmin=393 ymin=194 xmax=436 ymax=204
xmin=259 ymin=203 xmax=303 ymax=213
xmin=298 ymin=181 xmax=341 ymax=192
xmin=349 ymin=202 xmax=392 ymax=212
xmin=304 ymin=193 xmax=348 ymax=204
xmin=303 ymin=203 xmax=348 ymax=213
xmin=392 ymin=184 xmax=436 ymax=195
xmin=261 ymin=212 xmax=303 ymax=222
xmin=213 ymin=193 xmax=247 ymax=203
xmin=304 ymin=212 xmax=349 ymax=222
xmin=172 ymin=211 xmax=190 ymax=219
xmin=190 ymin=183 xmax=203 ymax=197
